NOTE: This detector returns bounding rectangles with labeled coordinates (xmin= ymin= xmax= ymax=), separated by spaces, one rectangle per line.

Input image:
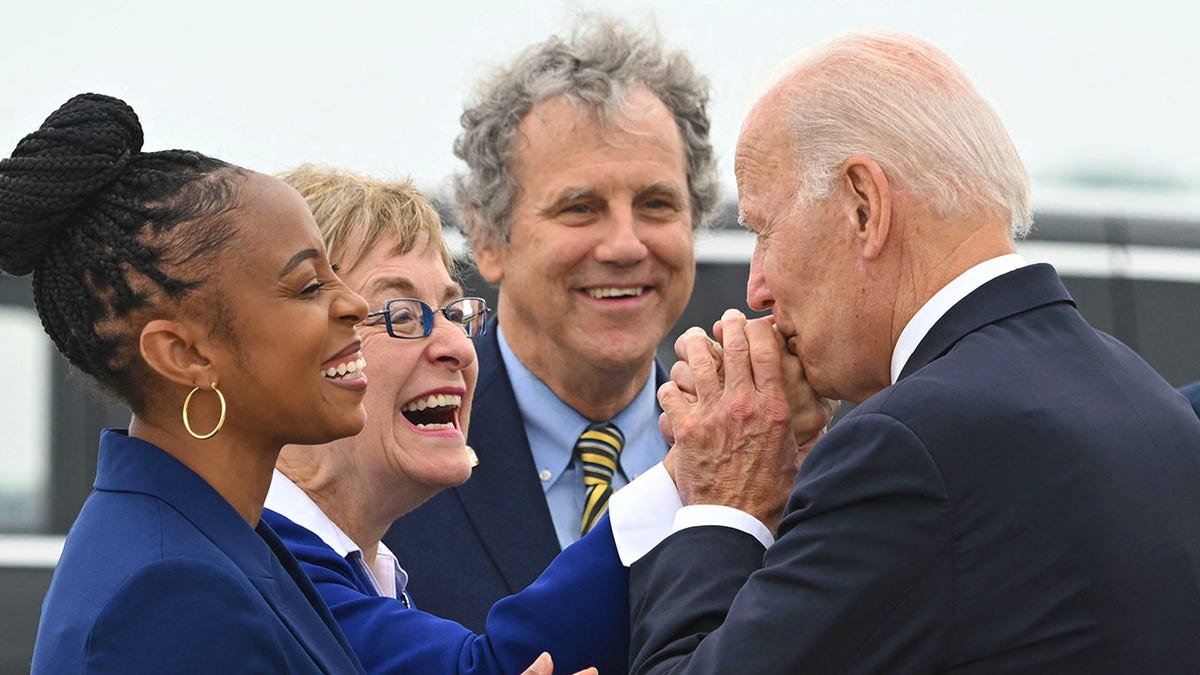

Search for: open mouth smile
xmin=321 ymin=356 xmax=367 ymax=380
xmin=584 ymin=286 xmax=648 ymax=299
xmin=400 ymin=392 xmax=463 ymax=431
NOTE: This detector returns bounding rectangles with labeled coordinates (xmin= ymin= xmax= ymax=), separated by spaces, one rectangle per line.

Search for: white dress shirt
xmin=497 ymin=324 xmax=667 ymax=549
xmin=265 ymin=470 xmax=409 ymax=602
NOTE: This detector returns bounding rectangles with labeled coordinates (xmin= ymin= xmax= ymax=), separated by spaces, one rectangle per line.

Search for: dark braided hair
xmin=0 ymin=94 xmax=245 ymax=412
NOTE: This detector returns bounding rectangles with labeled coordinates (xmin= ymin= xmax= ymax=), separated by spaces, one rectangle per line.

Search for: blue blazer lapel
xmin=251 ymin=522 xmax=365 ymax=674
xmin=898 ymin=263 xmax=1075 ymax=381
xmin=95 ymin=432 xmax=363 ymax=674
xmin=459 ymin=320 xmax=562 ymax=591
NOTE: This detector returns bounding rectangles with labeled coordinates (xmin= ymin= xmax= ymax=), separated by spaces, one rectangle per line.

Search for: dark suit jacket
xmin=384 ymin=317 xmax=666 ymax=632
xmin=266 ymin=508 xmax=629 ymax=674
xmin=629 ymin=264 xmax=1200 ymax=674
xmin=32 ymin=430 xmax=363 ymax=674
xmin=1181 ymin=380 xmax=1200 ymax=419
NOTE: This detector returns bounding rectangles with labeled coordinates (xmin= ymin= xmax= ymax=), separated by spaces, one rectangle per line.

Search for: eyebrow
xmin=364 ymin=277 xmax=464 ymax=306
xmin=541 ymin=182 xmax=688 ymax=215
xmin=639 ymin=182 xmax=688 ymax=204
xmin=279 ymin=249 xmax=320 ymax=278
xmin=540 ymin=187 xmax=596 ymax=216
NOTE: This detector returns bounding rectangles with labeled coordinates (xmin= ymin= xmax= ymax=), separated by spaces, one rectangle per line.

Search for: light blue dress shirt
xmin=497 ymin=324 xmax=668 ymax=549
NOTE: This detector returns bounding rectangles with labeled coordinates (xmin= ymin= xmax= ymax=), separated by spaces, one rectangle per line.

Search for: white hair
xmin=781 ymin=31 xmax=1032 ymax=236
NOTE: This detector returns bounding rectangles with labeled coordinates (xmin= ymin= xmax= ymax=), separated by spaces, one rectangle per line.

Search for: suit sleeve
xmin=307 ymin=517 xmax=629 ymax=675
xmin=630 ymin=412 xmax=953 ymax=675
xmin=85 ymin=559 xmax=292 ymax=674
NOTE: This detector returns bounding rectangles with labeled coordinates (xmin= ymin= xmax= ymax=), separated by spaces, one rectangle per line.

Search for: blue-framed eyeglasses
xmin=364 ymin=297 xmax=490 ymax=339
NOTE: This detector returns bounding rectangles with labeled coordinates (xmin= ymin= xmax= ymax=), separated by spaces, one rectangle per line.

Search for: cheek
xmin=646 ymin=226 xmax=695 ymax=270
xmin=505 ymin=241 xmax=573 ymax=291
xmin=364 ymin=346 xmax=417 ymax=415
xmin=460 ymin=366 xmax=479 ymax=433
xmin=760 ymin=248 xmax=789 ymax=288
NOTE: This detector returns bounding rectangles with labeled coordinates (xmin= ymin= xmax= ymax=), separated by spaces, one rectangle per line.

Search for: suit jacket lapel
xmin=458 ymin=320 xmax=671 ymax=591
xmin=251 ymin=522 xmax=365 ymax=674
xmin=95 ymin=432 xmax=363 ymax=673
xmin=459 ymin=321 xmax=562 ymax=591
xmin=898 ymin=264 xmax=1075 ymax=381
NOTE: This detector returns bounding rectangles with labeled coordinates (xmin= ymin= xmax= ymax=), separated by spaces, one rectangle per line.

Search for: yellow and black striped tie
xmin=576 ymin=421 xmax=624 ymax=536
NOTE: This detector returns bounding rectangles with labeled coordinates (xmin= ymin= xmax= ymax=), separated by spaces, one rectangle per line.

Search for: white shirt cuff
xmin=608 ymin=463 xmax=776 ymax=564
xmin=672 ymin=504 xmax=774 ymax=550
xmin=609 ymin=463 xmax=682 ymax=566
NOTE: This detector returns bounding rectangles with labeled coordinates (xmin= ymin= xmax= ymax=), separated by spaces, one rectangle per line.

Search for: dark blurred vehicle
xmin=3 ymin=197 xmax=1199 ymax=671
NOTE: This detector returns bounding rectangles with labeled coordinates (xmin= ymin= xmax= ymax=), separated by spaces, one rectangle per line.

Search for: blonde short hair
xmin=278 ymin=163 xmax=453 ymax=273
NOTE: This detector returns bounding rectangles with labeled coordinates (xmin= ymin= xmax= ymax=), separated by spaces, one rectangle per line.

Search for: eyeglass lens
xmin=386 ymin=298 xmax=488 ymax=338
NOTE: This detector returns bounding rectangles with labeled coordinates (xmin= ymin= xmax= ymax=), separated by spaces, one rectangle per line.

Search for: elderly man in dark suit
xmin=383 ymin=19 xmax=720 ymax=632
xmin=616 ymin=30 xmax=1200 ymax=674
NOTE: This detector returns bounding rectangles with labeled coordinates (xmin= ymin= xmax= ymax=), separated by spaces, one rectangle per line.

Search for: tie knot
xmin=575 ymin=421 xmax=623 ymax=485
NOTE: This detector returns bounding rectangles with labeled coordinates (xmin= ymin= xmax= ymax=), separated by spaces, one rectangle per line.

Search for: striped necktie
xmin=576 ymin=421 xmax=624 ymax=536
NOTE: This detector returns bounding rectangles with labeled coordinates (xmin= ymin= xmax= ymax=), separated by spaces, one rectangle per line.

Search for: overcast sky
xmin=2 ymin=0 xmax=1198 ymax=212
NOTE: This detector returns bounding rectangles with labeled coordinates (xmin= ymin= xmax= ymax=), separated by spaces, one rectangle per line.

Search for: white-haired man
xmin=614 ymin=31 xmax=1200 ymax=673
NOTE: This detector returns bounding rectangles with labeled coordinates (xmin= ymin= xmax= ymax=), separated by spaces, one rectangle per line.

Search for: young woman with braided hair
xmin=2 ymin=94 xmax=371 ymax=673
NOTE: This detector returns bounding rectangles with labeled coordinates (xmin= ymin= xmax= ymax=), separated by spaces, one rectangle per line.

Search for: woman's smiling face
xmin=339 ymin=231 xmax=479 ymax=499
xmin=204 ymin=173 xmax=370 ymax=447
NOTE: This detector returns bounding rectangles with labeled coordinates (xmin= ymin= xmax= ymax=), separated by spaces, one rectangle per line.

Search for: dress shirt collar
xmin=891 ymin=253 xmax=1027 ymax=384
xmin=265 ymin=469 xmax=407 ymax=599
xmin=496 ymin=323 xmax=663 ymax=490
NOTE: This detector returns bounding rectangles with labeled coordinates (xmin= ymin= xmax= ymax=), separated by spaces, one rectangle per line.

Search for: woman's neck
xmin=129 ymin=415 xmax=278 ymax=527
xmin=276 ymin=442 xmax=438 ymax=558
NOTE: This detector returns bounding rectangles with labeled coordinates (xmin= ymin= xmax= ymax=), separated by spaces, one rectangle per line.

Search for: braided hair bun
xmin=0 ymin=93 xmax=241 ymax=410
xmin=0 ymin=93 xmax=144 ymax=276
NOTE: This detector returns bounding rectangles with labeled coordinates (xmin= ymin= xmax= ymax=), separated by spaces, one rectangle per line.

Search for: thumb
xmin=522 ymin=652 xmax=553 ymax=675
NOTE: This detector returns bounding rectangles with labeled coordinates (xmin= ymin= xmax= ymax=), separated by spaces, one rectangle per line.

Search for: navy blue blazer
xmin=33 ymin=430 xmax=363 ymax=674
xmin=384 ymin=317 xmax=667 ymax=632
xmin=629 ymin=264 xmax=1200 ymax=674
xmin=1181 ymin=380 xmax=1200 ymax=419
xmin=264 ymin=508 xmax=629 ymax=674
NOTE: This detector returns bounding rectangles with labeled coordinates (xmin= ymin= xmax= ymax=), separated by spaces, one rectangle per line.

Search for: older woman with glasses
xmin=263 ymin=165 xmax=623 ymax=675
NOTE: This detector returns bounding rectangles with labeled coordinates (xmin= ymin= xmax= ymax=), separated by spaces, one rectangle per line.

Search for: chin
xmin=448 ymin=465 xmax=473 ymax=488
xmin=318 ymin=411 xmax=368 ymax=444
xmin=420 ymin=463 xmax=474 ymax=491
xmin=580 ymin=336 xmax=658 ymax=370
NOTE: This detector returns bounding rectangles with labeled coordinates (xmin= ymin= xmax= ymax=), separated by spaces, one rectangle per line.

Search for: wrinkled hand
xmin=721 ymin=318 xmax=838 ymax=458
xmin=660 ymin=315 xmax=838 ymax=460
xmin=658 ymin=329 xmax=723 ymax=443
xmin=521 ymin=652 xmax=597 ymax=675
xmin=657 ymin=309 xmax=803 ymax=532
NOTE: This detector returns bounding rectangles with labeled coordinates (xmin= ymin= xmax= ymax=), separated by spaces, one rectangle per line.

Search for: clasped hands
xmin=657 ymin=309 xmax=838 ymax=532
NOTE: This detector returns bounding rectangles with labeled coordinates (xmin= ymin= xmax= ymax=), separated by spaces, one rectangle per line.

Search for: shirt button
xmin=539 ymin=469 xmax=552 ymax=482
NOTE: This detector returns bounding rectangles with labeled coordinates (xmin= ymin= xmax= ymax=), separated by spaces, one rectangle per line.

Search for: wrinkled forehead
xmin=736 ymin=105 xmax=791 ymax=190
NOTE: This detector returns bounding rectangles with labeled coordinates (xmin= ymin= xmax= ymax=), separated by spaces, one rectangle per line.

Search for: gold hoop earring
xmin=182 ymin=383 xmax=227 ymax=440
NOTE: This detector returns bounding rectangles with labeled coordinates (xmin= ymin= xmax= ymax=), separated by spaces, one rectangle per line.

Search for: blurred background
xmin=2 ymin=1 xmax=1199 ymax=670
xmin=3 ymin=0 xmax=1197 ymax=198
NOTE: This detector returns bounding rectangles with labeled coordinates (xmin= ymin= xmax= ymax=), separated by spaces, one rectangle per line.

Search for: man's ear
xmin=842 ymin=156 xmax=892 ymax=260
xmin=473 ymin=236 xmax=508 ymax=285
xmin=139 ymin=319 xmax=216 ymax=388
xmin=462 ymin=206 xmax=507 ymax=284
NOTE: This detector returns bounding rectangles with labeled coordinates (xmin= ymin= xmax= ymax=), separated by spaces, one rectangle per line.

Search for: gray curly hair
xmin=453 ymin=17 xmax=719 ymax=248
